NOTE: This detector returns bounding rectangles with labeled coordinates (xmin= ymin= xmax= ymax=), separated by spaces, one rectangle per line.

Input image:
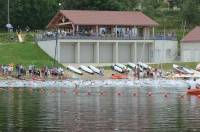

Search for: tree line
xmin=0 ymin=0 xmax=200 ymax=30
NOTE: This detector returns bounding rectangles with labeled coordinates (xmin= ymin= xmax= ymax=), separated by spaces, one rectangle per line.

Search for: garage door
xmin=60 ymin=43 xmax=75 ymax=63
xmin=137 ymin=43 xmax=149 ymax=62
xmin=80 ymin=43 xmax=94 ymax=63
xmin=99 ymin=43 xmax=113 ymax=63
xmin=183 ymin=51 xmax=191 ymax=62
xmin=119 ymin=44 xmax=131 ymax=63
xmin=137 ymin=43 xmax=143 ymax=62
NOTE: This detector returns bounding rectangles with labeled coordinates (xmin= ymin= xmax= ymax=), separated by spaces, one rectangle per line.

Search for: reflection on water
xmin=0 ymin=87 xmax=200 ymax=132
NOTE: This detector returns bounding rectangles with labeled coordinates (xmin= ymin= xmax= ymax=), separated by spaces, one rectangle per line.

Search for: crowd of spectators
xmin=0 ymin=64 xmax=64 ymax=80
xmin=128 ymin=65 xmax=162 ymax=80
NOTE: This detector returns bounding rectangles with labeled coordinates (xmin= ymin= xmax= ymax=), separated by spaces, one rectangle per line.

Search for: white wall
xmin=154 ymin=40 xmax=178 ymax=63
xmin=181 ymin=42 xmax=200 ymax=62
xmin=60 ymin=42 xmax=75 ymax=63
xmin=38 ymin=39 xmax=178 ymax=64
xmin=37 ymin=40 xmax=60 ymax=62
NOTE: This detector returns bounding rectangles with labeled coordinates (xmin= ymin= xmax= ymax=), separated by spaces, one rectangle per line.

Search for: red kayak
xmin=187 ymin=89 xmax=200 ymax=95
xmin=111 ymin=74 xmax=128 ymax=79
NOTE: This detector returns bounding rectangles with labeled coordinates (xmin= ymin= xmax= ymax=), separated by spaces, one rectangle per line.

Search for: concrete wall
xmin=37 ymin=40 xmax=60 ymax=61
xmin=118 ymin=43 xmax=132 ymax=63
xmin=60 ymin=42 xmax=75 ymax=63
xmin=38 ymin=39 xmax=177 ymax=64
xmin=80 ymin=42 xmax=95 ymax=63
xmin=135 ymin=42 xmax=152 ymax=63
xmin=99 ymin=42 xmax=113 ymax=63
xmin=181 ymin=42 xmax=200 ymax=62
xmin=154 ymin=40 xmax=178 ymax=63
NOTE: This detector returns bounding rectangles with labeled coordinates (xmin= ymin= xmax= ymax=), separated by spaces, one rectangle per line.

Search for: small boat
xmin=128 ymin=63 xmax=143 ymax=71
xmin=173 ymin=64 xmax=193 ymax=74
xmin=111 ymin=74 xmax=128 ymax=79
xmin=138 ymin=62 xmax=151 ymax=69
xmin=112 ymin=65 xmax=123 ymax=73
xmin=115 ymin=63 xmax=131 ymax=71
xmin=115 ymin=63 xmax=127 ymax=69
xmin=88 ymin=65 xmax=101 ymax=74
xmin=187 ymin=88 xmax=200 ymax=95
xmin=128 ymin=63 xmax=137 ymax=68
xmin=67 ymin=66 xmax=83 ymax=75
xmin=80 ymin=65 xmax=94 ymax=74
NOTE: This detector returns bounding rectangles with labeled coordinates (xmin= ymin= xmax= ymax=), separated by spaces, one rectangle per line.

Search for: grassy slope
xmin=0 ymin=42 xmax=56 ymax=67
xmin=0 ymin=32 xmax=61 ymax=67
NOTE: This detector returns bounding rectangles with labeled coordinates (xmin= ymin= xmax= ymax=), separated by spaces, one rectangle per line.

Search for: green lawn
xmin=0 ymin=42 xmax=58 ymax=67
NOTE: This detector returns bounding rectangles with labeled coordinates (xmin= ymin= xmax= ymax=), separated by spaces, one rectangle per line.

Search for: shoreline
xmin=0 ymin=79 xmax=191 ymax=88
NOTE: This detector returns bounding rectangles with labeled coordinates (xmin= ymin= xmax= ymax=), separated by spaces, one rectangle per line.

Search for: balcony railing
xmin=36 ymin=32 xmax=177 ymax=41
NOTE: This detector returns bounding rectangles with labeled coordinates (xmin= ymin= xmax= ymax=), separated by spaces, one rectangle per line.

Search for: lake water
xmin=0 ymin=87 xmax=200 ymax=132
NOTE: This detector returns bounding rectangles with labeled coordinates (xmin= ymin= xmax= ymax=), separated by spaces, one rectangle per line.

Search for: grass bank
xmin=0 ymin=32 xmax=62 ymax=67
xmin=0 ymin=42 xmax=59 ymax=67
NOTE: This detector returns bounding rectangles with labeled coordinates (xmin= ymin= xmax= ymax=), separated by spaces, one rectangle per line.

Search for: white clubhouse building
xmin=37 ymin=10 xmax=178 ymax=64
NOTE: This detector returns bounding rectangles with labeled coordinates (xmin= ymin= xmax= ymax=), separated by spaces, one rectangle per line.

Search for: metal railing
xmin=36 ymin=32 xmax=177 ymax=41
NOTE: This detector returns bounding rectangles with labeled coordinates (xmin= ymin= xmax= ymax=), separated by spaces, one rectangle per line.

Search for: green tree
xmin=181 ymin=0 xmax=200 ymax=27
xmin=0 ymin=0 xmax=59 ymax=30
xmin=62 ymin=0 xmax=138 ymax=11
xmin=0 ymin=1 xmax=7 ymax=30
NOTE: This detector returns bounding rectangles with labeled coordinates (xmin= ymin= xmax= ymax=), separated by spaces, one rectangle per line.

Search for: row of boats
xmin=67 ymin=63 xmax=200 ymax=79
xmin=67 ymin=62 xmax=151 ymax=75
xmin=67 ymin=65 xmax=101 ymax=75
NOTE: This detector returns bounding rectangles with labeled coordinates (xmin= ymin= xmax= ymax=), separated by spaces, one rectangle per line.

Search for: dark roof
xmin=181 ymin=26 xmax=200 ymax=43
xmin=48 ymin=10 xmax=159 ymax=28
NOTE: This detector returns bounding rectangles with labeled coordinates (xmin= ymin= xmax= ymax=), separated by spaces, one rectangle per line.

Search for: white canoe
xmin=115 ymin=63 xmax=131 ymax=71
xmin=80 ymin=65 xmax=94 ymax=74
xmin=138 ymin=62 xmax=151 ymax=69
xmin=173 ymin=64 xmax=193 ymax=74
xmin=67 ymin=66 xmax=83 ymax=75
xmin=88 ymin=65 xmax=101 ymax=74
xmin=115 ymin=63 xmax=127 ymax=69
xmin=113 ymin=65 xmax=123 ymax=73
xmin=128 ymin=63 xmax=143 ymax=71
xmin=128 ymin=63 xmax=137 ymax=68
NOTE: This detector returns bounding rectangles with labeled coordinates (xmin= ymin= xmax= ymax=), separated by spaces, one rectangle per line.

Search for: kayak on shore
xmin=111 ymin=74 xmax=128 ymax=79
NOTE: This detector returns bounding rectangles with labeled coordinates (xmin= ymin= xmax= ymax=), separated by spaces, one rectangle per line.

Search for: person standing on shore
xmin=16 ymin=64 xmax=20 ymax=78
xmin=136 ymin=65 xmax=140 ymax=80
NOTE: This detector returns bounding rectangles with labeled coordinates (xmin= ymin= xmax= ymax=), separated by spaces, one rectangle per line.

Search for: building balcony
xmin=36 ymin=32 xmax=177 ymax=41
